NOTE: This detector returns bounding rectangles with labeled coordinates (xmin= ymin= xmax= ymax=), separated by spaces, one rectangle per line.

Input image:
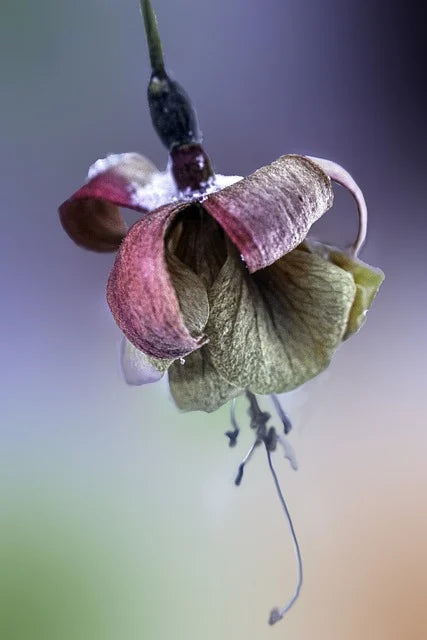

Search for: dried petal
xmin=121 ymin=336 xmax=171 ymax=385
xmin=107 ymin=202 xmax=209 ymax=359
xmin=59 ymin=153 xmax=176 ymax=252
xmin=166 ymin=252 xmax=210 ymax=337
xmin=172 ymin=206 xmax=227 ymax=288
xmin=168 ymin=348 xmax=241 ymax=412
xmin=303 ymin=240 xmax=384 ymax=338
xmin=206 ymin=243 xmax=356 ymax=394
xmin=203 ymin=155 xmax=333 ymax=273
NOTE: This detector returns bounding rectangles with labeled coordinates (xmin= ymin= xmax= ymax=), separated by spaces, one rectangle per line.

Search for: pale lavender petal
xmin=120 ymin=337 xmax=170 ymax=385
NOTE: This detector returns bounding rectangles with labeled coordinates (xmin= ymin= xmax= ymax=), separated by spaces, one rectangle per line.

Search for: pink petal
xmin=107 ymin=202 xmax=209 ymax=360
xmin=59 ymin=153 xmax=177 ymax=252
xmin=203 ymin=154 xmax=333 ymax=273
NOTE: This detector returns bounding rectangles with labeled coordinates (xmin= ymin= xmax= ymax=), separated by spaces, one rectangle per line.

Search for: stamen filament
xmin=225 ymin=398 xmax=240 ymax=447
xmin=235 ymin=439 xmax=259 ymax=486
xmin=230 ymin=397 xmax=239 ymax=434
xmin=307 ymin=156 xmax=368 ymax=258
xmin=271 ymin=394 xmax=292 ymax=434
xmin=140 ymin=0 xmax=165 ymax=74
xmin=265 ymin=444 xmax=303 ymax=625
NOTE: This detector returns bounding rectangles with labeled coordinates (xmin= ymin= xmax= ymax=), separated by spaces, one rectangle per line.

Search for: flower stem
xmin=140 ymin=0 xmax=201 ymax=151
xmin=140 ymin=0 xmax=165 ymax=75
xmin=139 ymin=0 xmax=215 ymax=191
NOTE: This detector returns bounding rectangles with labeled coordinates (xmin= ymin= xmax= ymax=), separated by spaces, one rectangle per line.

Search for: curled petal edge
xmin=306 ymin=156 xmax=368 ymax=257
xmin=107 ymin=202 xmax=209 ymax=360
xmin=203 ymin=154 xmax=333 ymax=273
xmin=59 ymin=153 xmax=178 ymax=252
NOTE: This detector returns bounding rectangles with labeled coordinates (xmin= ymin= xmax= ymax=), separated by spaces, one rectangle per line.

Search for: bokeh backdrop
xmin=1 ymin=1 xmax=426 ymax=638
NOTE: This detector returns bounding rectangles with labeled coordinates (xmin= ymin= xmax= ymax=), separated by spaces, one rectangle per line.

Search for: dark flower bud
xmin=142 ymin=0 xmax=202 ymax=151
xmin=148 ymin=71 xmax=202 ymax=151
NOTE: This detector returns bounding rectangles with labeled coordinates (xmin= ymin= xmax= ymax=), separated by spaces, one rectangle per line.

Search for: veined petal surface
xmin=168 ymin=347 xmax=241 ymax=412
xmin=206 ymin=244 xmax=356 ymax=394
xmin=303 ymin=240 xmax=384 ymax=338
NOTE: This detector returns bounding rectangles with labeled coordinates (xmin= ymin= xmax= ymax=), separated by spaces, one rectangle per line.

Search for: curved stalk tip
xmin=307 ymin=156 xmax=368 ymax=257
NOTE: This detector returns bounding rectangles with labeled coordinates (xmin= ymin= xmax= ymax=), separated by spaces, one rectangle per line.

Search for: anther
xmin=234 ymin=439 xmax=260 ymax=486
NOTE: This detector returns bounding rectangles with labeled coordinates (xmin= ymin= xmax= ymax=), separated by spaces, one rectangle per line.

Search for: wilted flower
xmin=59 ymin=0 xmax=383 ymax=414
xmin=59 ymin=0 xmax=384 ymax=624
xmin=60 ymin=148 xmax=382 ymax=412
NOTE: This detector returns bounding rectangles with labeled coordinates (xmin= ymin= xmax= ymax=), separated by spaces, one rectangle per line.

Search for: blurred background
xmin=1 ymin=1 xmax=426 ymax=638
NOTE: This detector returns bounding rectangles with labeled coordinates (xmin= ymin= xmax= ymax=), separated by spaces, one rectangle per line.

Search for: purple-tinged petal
xmin=107 ymin=202 xmax=209 ymax=360
xmin=59 ymin=153 xmax=178 ymax=252
xmin=203 ymin=154 xmax=333 ymax=273
xmin=306 ymin=156 xmax=368 ymax=257
xmin=121 ymin=336 xmax=171 ymax=385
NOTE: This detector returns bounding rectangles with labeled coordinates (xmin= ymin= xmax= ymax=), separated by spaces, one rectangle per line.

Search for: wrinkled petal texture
xmin=206 ymin=244 xmax=356 ymax=394
xmin=332 ymin=252 xmax=384 ymax=339
xmin=303 ymin=240 xmax=384 ymax=338
xmin=107 ymin=202 xmax=209 ymax=360
xmin=203 ymin=154 xmax=333 ymax=273
xmin=59 ymin=153 xmax=178 ymax=251
xmin=168 ymin=347 xmax=242 ymax=412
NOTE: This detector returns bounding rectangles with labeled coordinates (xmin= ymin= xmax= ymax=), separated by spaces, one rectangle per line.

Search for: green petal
xmin=168 ymin=347 xmax=242 ymax=412
xmin=171 ymin=205 xmax=227 ymax=289
xmin=166 ymin=251 xmax=209 ymax=337
xmin=206 ymin=244 xmax=357 ymax=394
xmin=329 ymin=250 xmax=384 ymax=339
xmin=303 ymin=240 xmax=384 ymax=338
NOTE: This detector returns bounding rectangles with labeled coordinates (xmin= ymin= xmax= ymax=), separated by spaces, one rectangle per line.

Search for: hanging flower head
xmin=59 ymin=1 xmax=383 ymax=413
xmin=58 ymin=0 xmax=384 ymax=624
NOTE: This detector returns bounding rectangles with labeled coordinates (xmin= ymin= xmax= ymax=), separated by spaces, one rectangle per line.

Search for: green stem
xmin=139 ymin=0 xmax=213 ymax=189
xmin=140 ymin=0 xmax=165 ymax=75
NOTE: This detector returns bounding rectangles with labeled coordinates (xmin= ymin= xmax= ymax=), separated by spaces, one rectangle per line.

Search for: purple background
xmin=1 ymin=1 xmax=426 ymax=638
